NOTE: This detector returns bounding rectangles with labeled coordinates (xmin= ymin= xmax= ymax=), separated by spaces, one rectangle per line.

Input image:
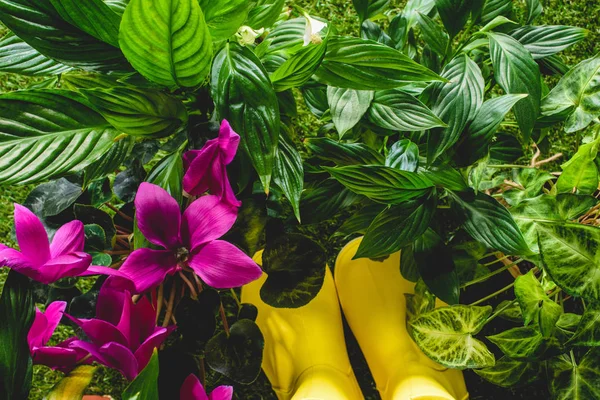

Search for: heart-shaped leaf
xmin=23 ymin=178 xmax=82 ymax=218
xmin=487 ymin=325 xmax=562 ymax=361
xmin=568 ymin=302 xmax=600 ymax=347
xmin=515 ymin=270 xmax=563 ymax=337
xmin=474 ymin=356 xmax=540 ymax=388
xmin=548 ymin=349 xmax=600 ymax=400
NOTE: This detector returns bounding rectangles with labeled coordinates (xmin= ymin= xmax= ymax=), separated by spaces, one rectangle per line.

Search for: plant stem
xmin=179 ymin=271 xmax=198 ymax=299
xmin=162 ymin=283 xmax=177 ymax=328
xmin=219 ymin=303 xmax=230 ymax=337
xmin=486 ymin=298 xmax=518 ymax=323
xmin=487 ymin=164 xmax=535 ymax=169
xmin=156 ymin=284 xmax=164 ymax=324
xmin=470 ymin=281 xmax=515 ymax=306
xmin=199 ymin=358 xmax=206 ymax=387
xmin=104 ymin=250 xmax=131 ymax=255
xmin=104 ymin=203 xmax=134 ymax=222
xmin=461 ymin=259 xmax=524 ymax=288
xmin=230 ymin=288 xmax=241 ymax=309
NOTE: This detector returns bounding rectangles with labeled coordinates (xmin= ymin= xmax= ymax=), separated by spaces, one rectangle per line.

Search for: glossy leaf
xmin=82 ymin=87 xmax=187 ymax=137
xmin=324 ymin=165 xmax=434 ymax=204
xmin=450 ymin=190 xmax=531 ymax=256
xmin=541 ymin=55 xmax=600 ymax=133
xmin=511 ymin=25 xmax=587 ymax=60
xmin=474 ymin=356 xmax=540 ymax=388
xmin=335 ymin=203 xmax=386 ymax=238
xmin=273 ymin=127 xmax=303 ymax=222
xmin=199 ymin=0 xmax=249 ymax=41
xmin=416 ymin=12 xmax=449 ymax=56
xmin=487 ymin=325 xmax=560 ymax=360
xmin=119 ymin=0 xmax=213 ymax=88
xmin=480 ymin=0 xmax=512 ymax=24
xmin=114 ymin=159 xmax=146 ymax=202
xmin=367 ymin=89 xmax=445 ymax=132
xmin=302 ymin=82 xmax=328 ymax=118
xmin=315 ymin=36 xmax=444 ymax=90
xmin=46 ymin=366 xmax=97 ymax=400
xmin=146 ymin=150 xmax=184 ymax=206
xmin=408 ymin=304 xmax=495 ymax=369
xmin=84 ymin=135 xmax=135 ymax=185
xmin=245 ymin=0 xmax=285 ymax=30
xmin=122 ymin=349 xmax=159 ymax=400
xmin=271 ymin=40 xmax=328 ymax=92
xmin=0 ymin=90 xmax=119 ymax=185
xmin=212 ymin=42 xmax=280 ymax=193
xmin=386 ymin=139 xmax=419 ymax=172
xmin=435 ymin=0 xmax=480 ymax=38
xmin=515 ymin=270 xmax=563 ymax=337
xmin=525 ymin=0 xmax=542 ymax=24
xmin=548 ymin=349 xmax=600 ymax=400
xmin=488 ymin=32 xmax=541 ymax=144
xmin=353 ymin=0 xmax=390 ymax=22
xmin=300 ymin=179 xmax=362 ymax=224
xmin=327 ymin=87 xmax=374 ymax=138
xmin=306 ymin=137 xmax=384 ymax=165
xmin=0 ymin=270 xmax=35 ymax=400
xmin=0 ymin=33 xmax=72 ymax=76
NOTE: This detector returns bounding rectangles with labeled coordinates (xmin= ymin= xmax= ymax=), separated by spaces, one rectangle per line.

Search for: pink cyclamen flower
xmin=180 ymin=374 xmax=233 ymax=400
xmin=67 ymin=281 xmax=174 ymax=381
xmin=0 ymin=204 xmax=114 ymax=284
xmin=118 ymin=182 xmax=261 ymax=294
xmin=27 ymin=301 xmax=88 ymax=372
xmin=183 ymin=120 xmax=242 ymax=207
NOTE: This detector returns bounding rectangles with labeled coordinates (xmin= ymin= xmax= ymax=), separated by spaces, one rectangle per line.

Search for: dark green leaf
xmin=223 ymin=198 xmax=267 ymax=255
xmin=0 ymin=270 xmax=35 ymax=400
xmin=569 ymin=302 xmax=600 ymax=347
xmin=352 ymin=0 xmax=390 ymax=22
xmin=122 ymin=349 xmax=159 ymax=400
xmin=83 ymin=224 xmax=107 ymax=251
xmin=416 ymin=12 xmax=449 ymax=56
xmin=175 ymin=291 xmax=219 ymax=351
xmin=205 ymin=319 xmax=264 ymax=384
xmin=335 ymin=203 xmax=386 ymax=237
xmin=85 ymin=178 xmax=112 ymax=207
xmin=490 ymin=132 xmax=523 ymax=162
xmin=300 ymin=179 xmax=362 ymax=224
xmin=212 ymin=42 xmax=280 ymax=193
xmin=524 ymin=0 xmax=542 ymax=24
xmin=245 ymin=0 xmax=285 ymax=30
xmin=474 ymin=357 xmax=540 ymax=388
xmin=302 ymin=82 xmax=328 ymax=118
xmin=114 ymin=159 xmax=146 ymax=202
xmin=306 ymin=137 xmax=384 ymax=165
xmin=23 ymin=178 xmax=82 ymax=218
xmin=386 ymin=139 xmax=419 ymax=172
xmin=119 ymin=0 xmax=213 ymax=88
xmin=74 ymin=204 xmax=116 ymax=248
xmin=271 ymin=40 xmax=327 ymax=92
xmin=419 ymin=164 xmax=468 ymax=191
xmin=146 ymin=150 xmax=184 ymax=206
xmin=360 ymin=20 xmax=394 ymax=47
xmin=480 ymin=0 xmax=512 ymax=24
xmin=328 ymin=86 xmax=374 ymax=138
xmin=260 ymin=233 xmax=327 ymax=308
xmin=84 ymin=136 xmax=135 ymax=185
xmin=199 ymin=0 xmax=249 ymax=41
xmin=435 ymin=0 xmax=480 ymax=38
xmin=0 ymin=33 xmax=71 ymax=76
xmin=488 ymin=32 xmax=541 ymax=143
xmin=511 ymin=25 xmax=588 ymax=60
xmin=548 ymin=349 xmax=600 ymax=400
xmin=315 ymin=36 xmax=444 ymax=90
xmin=273 ymin=127 xmax=303 ymax=221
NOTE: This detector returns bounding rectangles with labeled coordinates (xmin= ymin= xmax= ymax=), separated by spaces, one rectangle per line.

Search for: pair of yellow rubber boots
xmin=241 ymin=238 xmax=469 ymax=400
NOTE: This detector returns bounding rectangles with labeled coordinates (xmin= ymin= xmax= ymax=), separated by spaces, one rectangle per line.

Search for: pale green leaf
xmin=199 ymin=0 xmax=249 ymax=41
xmin=474 ymin=356 xmax=540 ymax=388
xmin=327 ymin=87 xmax=374 ymax=138
xmin=515 ymin=270 xmax=563 ymax=337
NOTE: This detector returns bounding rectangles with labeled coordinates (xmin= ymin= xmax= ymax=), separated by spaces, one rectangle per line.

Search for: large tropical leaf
xmin=327 ymin=87 xmax=374 ymax=138
xmin=273 ymin=127 xmax=303 ymax=222
xmin=353 ymin=0 xmax=390 ymax=22
xmin=314 ymin=36 xmax=444 ymax=90
xmin=515 ymin=270 xmax=563 ymax=337
xmin=198 ymin=0 xmax=249 ymax=41
xmin=119 ymin=0 xmax=213 ymax=88
xmin=556 ymin=138 xmax=600 ymax=195
xmin=46 ymin=366 xmax=97 ymax=400
xmin=511 ymin=25 xmax=587 ymax=60
xmin=146 ymin=150 xmax=184 ymax=206
xmin=548 ymin=349 xmax=600 ymax=400
xmin=474 ymin=356 xmax=540 ymax=388
xmin=435 ymin=0 xmax=481 ymax=38
xmin=212 ymin=42 xmax=280 ymax=193
xmin=569 ymin=302 xmax=600 ymax=347
xmin=487 ymin=325 xmax=559 ymax=360
xmin=0 ymin=33 xmax=72 ymax=76
xmin=538 ymin=222 xmax=600 ymax=301
xmin=270 ymin=39 xmax=327 ymax=92
xmin=306 ymin=137 xmax=384 ymax=165
xmin=488 ymin=32 xmax=541 ymax=144
xmin=0 ymin=90 xmax=119 ymax=185
xmin=408 ymin=305 xmax=495 ymax=369
xmin=541 ymin=55 xmax=600 ymax=133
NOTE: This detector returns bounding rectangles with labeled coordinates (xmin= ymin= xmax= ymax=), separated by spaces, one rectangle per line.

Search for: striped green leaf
xmin=0 ymin=34 xmax=72 ymax=76
xmin=408 ymin=304 xmax=495 ymax=369
xmin=306 ymin=137 xmax=384 ymax=165
xmin=119 ymin=0 xmax=213 ymax=88
xmin=568 ymin=302 xmax=600 ymax=347
xmin=0 ymin=90 xmax=120 ymax=185
xmin=246 ymin=0 xmax=285 ymax=30
xmin=352 ymin=0 xmax=390 ymax=22
xmin=324 ymin=165 xmax=434 ymax=204
xmin=327 ymin=87 xmax=374 ymax=138
xmin=511 ymin=25 xmax=587 ymax=60
xmin=273 ymin=127 xmax=303 ymax=222
xmin=84 ymin=135 xmax=135 ymax=186
xmin=549 ymin=349 xmax=600 ymax=400
xmin=386 ymin=139 xmax=419 ymax=171
xmin=271 ymin=39 xmax=327 ymax=92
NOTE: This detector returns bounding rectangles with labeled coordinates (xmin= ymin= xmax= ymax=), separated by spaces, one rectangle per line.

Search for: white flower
xmin=236 ymin=26 xmax=264 ymax=46
xmin=303 ymin=15 xmax=327 ymax=46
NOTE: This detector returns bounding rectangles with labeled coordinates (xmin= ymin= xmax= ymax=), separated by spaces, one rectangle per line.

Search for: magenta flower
xmin=27 ymin=301 xmax=88 ymax=372
xmin=0 ymin=204 xmax=115 ymax=284
xmin=118 ymin=182 xmax=261 ymax=294
xmin=183 ymin=120 xmax=242 ymax=207
xmin=67 ymin=282 xmax=174 ymax=381
xmin=180 ymin=374 xmax=233 ymax=400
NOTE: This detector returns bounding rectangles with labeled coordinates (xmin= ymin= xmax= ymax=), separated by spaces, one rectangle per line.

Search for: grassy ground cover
xmin=0 ymin=0 xmax=599 ymax=398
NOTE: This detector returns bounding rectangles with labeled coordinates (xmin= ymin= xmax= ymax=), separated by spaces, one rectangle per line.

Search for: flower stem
xmin=470 ymin=281 xmax=515 ymax=306
xmin=199 ymin=357 xmax=206 ymax=387
xmin=230 ymin=288 xmax=241 ymax=309
xmin=219 ymin=303 xmax=230 ymax=337
xmin=162 ymin=283 xmax=177 ymax=328
xmin=156 ymin=284 xmax=164 ymax=324
xmin=104 ymin=250 xmax=131 ymax=256
xmin=104 ymin=203 xmax=134 ymax=222
xmin=179 ymin=271 xmax=198 ymax=299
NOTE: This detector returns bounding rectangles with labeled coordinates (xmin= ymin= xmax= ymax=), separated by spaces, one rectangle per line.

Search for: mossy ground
xmin=0 ymin=1 xmax=598 ymax=398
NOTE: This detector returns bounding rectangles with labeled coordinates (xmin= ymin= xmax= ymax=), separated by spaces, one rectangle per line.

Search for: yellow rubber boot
xmin=241 ymin=251 xmax=363 ymax=400
xmin=334 ymin=238 xmax=469 ymax=400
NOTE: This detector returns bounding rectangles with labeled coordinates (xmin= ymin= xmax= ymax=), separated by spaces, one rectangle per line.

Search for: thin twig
xmin=162 ymin=283 xmax=177 ymax=328
xmin=156 ymin=284 xmax=164 ymax=324
xmin=104 ymin=203 xmax=134 ymax=222
xmin=470 ymin=281 xmax=516 ymax=306
xmin=194 ymin=274 xmax=204 ymax=293
xmin=179 ymin=271 xmax=198 ymax=299
xmin=534 ymin=153 xmax=563 ymax=167
xmin=219 ymin=303 xmax=230 ymax=336
xmin=230 ymin=288 xmax=241 ymax=309
xmin=530 ymin=144 xmax=541 ymax=167
xmin=495 ymin=252 xmax=523 ymax=278
xmin=199 ymin=358 xmax=206 ymax=388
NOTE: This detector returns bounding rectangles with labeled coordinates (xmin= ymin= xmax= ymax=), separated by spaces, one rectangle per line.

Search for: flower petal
xmin=180 ymin=374 xmax=209 ymax=400
xmin=70 ymin=340 xmax=139 ymax=381
xmin=50 ymin=220 xmax=85 ymax=258
xmin=133 ymin=326 xmax=174 ymax=373
xmin=37 ymin=252 xmax=92 ymax=284
xmin=189 ymin=240 xmax=262 ymax=289
xmin=217 ymin=120 xmax=240 ymax=165
xmin=66 ymin=315 xmax=129 ymax=347
xmin=31 ymin=346 xmax=81 ymax=371
xmin=182 ymin=142 xmax=218 ymax=196
xmin=28 ymin=301 xmax=67 ymax=349
xmin=131 ymin=296 xmax=158 ymax=351
xmin=181 ymin=196 xmax=237 ymax=251
xmin=135 ymin=182 xmax=181 ymax=250
xmin=0 ymin=248 xmax=42 ymax=281
xmin=118 ymin=248 xmax=178 ymax=294
xmin=96 ymin=282 xmax=128 ymax=326
xmin=14 ymin=204 xmax=50 ymax=266
xmin=209 ymin=385 xmax=234 ymax=400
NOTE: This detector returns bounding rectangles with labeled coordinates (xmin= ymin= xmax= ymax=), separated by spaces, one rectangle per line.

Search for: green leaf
xmin=335 ymin=203 xmax=386 ymax=237
xmin=405 ymin=279 xmax=436 ymax=319
xmin=146 ymin=150 xmax=184 ymax=206
xmin=435 ymin=0 xmax=481 ymax=38
xmin=416 ymin=12 xmax=449 ymax=56
xmin=488 ymin=32 xmax=541 ymax=143
xmin=569 ymin=302 xmax=600 ymax=347
xmin=306 ymin=137 xmax=384 ymax=165
xmin=360 ymin=20 xmax=394 ymax=47
xmin=0 ymin=33 xmax=72 ymax=76
xmin=408 ymin=304 xmax=495 ymax=369
xmin=413 ymin=228 xmax=459 ymax=304
xmin=23 ymin=178 xmax=82 ymax=218
xmin=511 ymin=25 xmax=588 ymax=60
xmin=538 ymin=223 xmax=600 ymax=301
xmin=515 ymin=270 xmax=563 ymax=337
xmin=541 ymin=55 xmax=600 ymax=133
xmin=74 ymin=204 xmax=116 ymax=249
xmin=245 ymin=0 xmax=285 ymax=30
xmin=367 ymin=89 xmax=446 ymax=132
xmin=122 ymin=349 xmax=159 ymax=400
xmin=0 ymin=90 xmax=119 ymax=185
xmin=300 ymin=179 xmax=362 ymax=224
xmin=386 ymin=139 xmax=419 ymax=172
xmin=419 ymin=164 xmax=468 ymax=191
xmin=46 ymin=365 xmax=97 ymax=400
xmin=352 ymin=0 xmax=390 ymax=22
xmin=273 ymin=127 xmax=303 ymax=222
xmin=261 ymin=233 xmax=327 ymax=308
xmin=548 ymin=349 xmax=600 ymax=400
xmin=271 ymin=40 xmax=328 ymax=92
xmin=205 ymin=319 xmax=265 ymax=384
xmin=556 ymin=139 xmax=600 ymax=195
xmin=450 ymin=190 xmax=531 ymax=256
xmin=0 ymin=0 xmax=127 ymax=71
xmin=119 ymin=0 xmax=213 ymax=88
xmin=84 ymin=135 xmax=135 ymax=185
xmin=425 ymin=54 xmax=484 ymax=162
xmin=524 ymin=0 xmax=542 ymax=24
xmin=114 ymin=159 xmax=146 ymax=202
xmin=82 ymin=87 xmax=188 ymax=137
xmin=324 ymin=165 xmax=434 ymax=204
xmin=474 ymin=356 xmax=540 ymax=388
xmin=327 ymin=87 xmax=374 ymax=138
xmin=302 ymin=82 xmax=328 ymax=118
xmin=315 ymin=36 xmax=445 ymax=90
xmin=487 ymin=325 xmax=560 ymax=360
xmin=357 ymin=194 xmax=436 ymax=259
xmin=223 ymin=198 xmax=267 ymax=255
xmin=456 ymin=94 xmax=527 ymax=166
xmin=0 ymin=270 xmax=35 ymax=400
xmin=503 ymin=168 xmax=556 ymax=206
xmin=49 ymin=0 xmax=121 ymax=47
xmin=480 ymin=0 xmax=512 ymax=24
xmin=199 ymin=0 xmax=249 ymax=41
xmin=212 ymin=42 xmax=280 ymax=193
